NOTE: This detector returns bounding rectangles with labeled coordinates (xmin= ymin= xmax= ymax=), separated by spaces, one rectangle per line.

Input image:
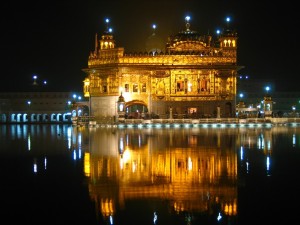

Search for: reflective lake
xmin=1 ymin=124 xmax=300 ymax=225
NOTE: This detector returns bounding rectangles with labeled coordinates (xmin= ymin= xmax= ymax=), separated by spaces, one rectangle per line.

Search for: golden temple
xmin=82 ymin=16 xmax=243 ymax=121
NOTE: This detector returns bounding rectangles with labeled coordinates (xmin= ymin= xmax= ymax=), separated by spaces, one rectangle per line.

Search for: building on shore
xmin=0 ymin=92 xmax=85 ymax=123
xmin=82 ymin=16 xmax=243 ymax=122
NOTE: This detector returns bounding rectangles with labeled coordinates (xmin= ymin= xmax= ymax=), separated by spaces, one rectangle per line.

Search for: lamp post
xmin=33 ymin=75 xmax=38 ymax=85
xmin=238 ymin=93 xmax=245 ymax=118
xmin=117 ymin=92 xmax=125 ymax=123
xmin=292 ymin=105 xmax=296 ymax=117
xmin=27 ymin=101 xmax=31 ymax=123
xmin=263 ymin=86 xmax=273 ymax=118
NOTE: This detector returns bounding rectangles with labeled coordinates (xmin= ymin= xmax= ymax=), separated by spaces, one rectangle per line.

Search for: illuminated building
xmin=82 ymin=16 xmax=243 ymax=121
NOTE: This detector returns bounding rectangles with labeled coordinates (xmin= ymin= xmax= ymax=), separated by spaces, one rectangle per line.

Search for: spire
xmin=105 ymin=18 xmax=110 ymax=33
xmin=94 ymin=33 xmax=98 ymax=54
xmin=185 ymin=16 xmax=191 ymax=32
xmin=152 ymin=24 xmax=156 ymax=35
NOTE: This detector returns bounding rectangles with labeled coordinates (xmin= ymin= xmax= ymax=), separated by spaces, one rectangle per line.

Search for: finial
xmin=226 ymin=17 xmax=231 ymax=27
xmin=152 ymin=24 xmax=156 ymax=35
xmin=185 ymin=16 xmax=190 ymax=31
xmin=105 ymin=18 xmax=110 ymax=32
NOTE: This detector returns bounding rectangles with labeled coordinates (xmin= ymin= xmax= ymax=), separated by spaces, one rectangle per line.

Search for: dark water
xmin=1 ymin=124 xmax=300 ymax=225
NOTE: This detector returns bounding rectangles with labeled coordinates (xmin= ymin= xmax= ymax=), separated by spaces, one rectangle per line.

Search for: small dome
xmin=145 ymin=32 xmax=164 ymax=53
xmin=172 ymin=30 xmax=202 ymax=42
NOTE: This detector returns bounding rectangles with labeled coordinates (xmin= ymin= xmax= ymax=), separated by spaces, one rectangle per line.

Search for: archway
xmin=125 ymin=100 xmax=148 ymax=119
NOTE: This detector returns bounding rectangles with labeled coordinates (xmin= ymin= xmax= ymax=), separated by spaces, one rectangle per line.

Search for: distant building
xmin=237 ymin=76 xmax=300 ymax=117
xmin=0 ymin=92 xmax=84 ymax=123
xmin=82 ymin=16 xmax=243 ymax=121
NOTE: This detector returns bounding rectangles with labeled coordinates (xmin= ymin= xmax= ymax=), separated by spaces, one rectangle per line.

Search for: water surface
xmin=0 ymin=124 xmax=299 ymax=225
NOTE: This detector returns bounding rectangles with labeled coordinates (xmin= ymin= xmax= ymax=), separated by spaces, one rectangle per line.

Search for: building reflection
xmin=81 ymin=127 xmax=239 ymax=224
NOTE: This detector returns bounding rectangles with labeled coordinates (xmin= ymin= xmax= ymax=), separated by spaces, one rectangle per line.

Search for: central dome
xmin=145 ymin=25 xmax=164 ymax=54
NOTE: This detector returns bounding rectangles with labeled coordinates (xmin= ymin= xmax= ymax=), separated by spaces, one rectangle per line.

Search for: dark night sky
xmin=1 ymin=1 xmax=299 ymax=92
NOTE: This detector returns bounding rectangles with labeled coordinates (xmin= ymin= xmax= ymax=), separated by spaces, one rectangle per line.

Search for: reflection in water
xmin=76 ymin=127 xmax=240 ymax=224
xmin=1 ymin=124 xmax=300 ymax=225
xmin=70 ymin=125 xmax=300 ymax=225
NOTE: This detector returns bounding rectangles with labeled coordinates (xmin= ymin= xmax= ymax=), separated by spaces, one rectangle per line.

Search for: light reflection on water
xmin=0 ymin=124 xmax=300 ymax=225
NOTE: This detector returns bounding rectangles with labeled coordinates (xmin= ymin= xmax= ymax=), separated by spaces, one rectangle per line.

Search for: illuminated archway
xmin=125 ymin=100 xmax=148 ymax=119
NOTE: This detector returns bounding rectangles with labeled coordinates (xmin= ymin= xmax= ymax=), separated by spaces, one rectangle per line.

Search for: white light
xmin=153 ymin=212 xmax=158 ymax=224
xmin=217 ymin=212 xmax=222 ymax=221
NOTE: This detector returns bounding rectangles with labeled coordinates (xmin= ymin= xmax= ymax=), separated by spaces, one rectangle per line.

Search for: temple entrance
xmin=125 ymin=100 xmax=148 ymax=119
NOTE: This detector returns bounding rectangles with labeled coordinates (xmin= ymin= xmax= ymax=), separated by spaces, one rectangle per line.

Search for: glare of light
xmin=73 ymin=94 xmax=77 ymax=99
xmin=108 ymin=28 xmax=113 ymax=33
xmin=27 ymin=101 xmax=31 ymax=105
xmin=217 ymin=212 xmax=222 ymax=221
xmin=216 ymin=29 xmax=220 ymax=35
xmin=27 ymin=134 xmax=31 ymax=151
xmin=43 ymin=80 xmax=47 ymax=85
xmin=123 ymin=150 xmax=130 ymax=163
xmin=33 ymin=159 xmax=38 ymax=173
xmin=73 ymin=150 xmax=77 ymax=160
xmin=132 ymin=161 xmax=136 ymax=172
xmin=188 ymin=157 xmax=192 ymax=170
xmin=105 ymin=18 xmax=109 ymax=23
xmin=266 ymin=156 xmax=270 ymax=172
xmin=293 ymin=134 xmax=296 ymax=146
xmin=246 ymin=161 xmax=249 ymax=173
xmin=67 ymin=127 xmax=72 ymax=149
xmin=84 ymin=153 xmax=91 ymax=177
xmin=44 ymin=157 xmax=47 ymax=170
xmin=119 ymin=137 xmax=124 ymax=153
xmin=240 ymin=146 xmax=244 ymax=160
xmin=153 ymin=212 xmax=158 ymax=224
xmin=110 ymin=215 xmax=113 ymax=225
xmin=138 ymin=135 xmax=141 ymax=147
xmin=33 ymin=75 xmax=37 ymax=80
xmin=152 ymin=24 xmax=156 ymax=30
xmin=185 ymin=16 xmax=190 ymax=22
xmin=226 ymin=17 xmax=230 ymax=23
xmin=267 ymin=140 xmax=271 ymax=150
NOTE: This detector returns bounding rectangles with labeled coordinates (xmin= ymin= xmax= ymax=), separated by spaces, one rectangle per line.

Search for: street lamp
xmin=239 ymin=93 xmax=244 ymax=100
xmin=265 ymin=86 xmax=270 ymax=95
xmin=292 ymin=105 xmax=296 ymax=117
xmin=33 ymin=75 xmax=38 ymax=85
xmin=27 ymin=101 xmax=31 ymax=123
xmin=117 ymin=92 xmax=125 ymax=123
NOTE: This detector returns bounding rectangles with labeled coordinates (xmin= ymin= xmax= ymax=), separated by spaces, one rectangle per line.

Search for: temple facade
xmin=82 ymin=17 xmax=243 ymax=121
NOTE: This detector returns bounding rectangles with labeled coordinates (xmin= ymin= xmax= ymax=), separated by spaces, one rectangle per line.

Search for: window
xmin=133 ymin=84 xmax=138 ymax=92
xmin=103 ymin=85 xmax=107 ymax=93
xmin=125 ymin=84 xmax=129 ymax=92
xmin=141 ymin=83 xmax=146 ymax=92
xmin=177 ymin=81 xmax=184 ymax=92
